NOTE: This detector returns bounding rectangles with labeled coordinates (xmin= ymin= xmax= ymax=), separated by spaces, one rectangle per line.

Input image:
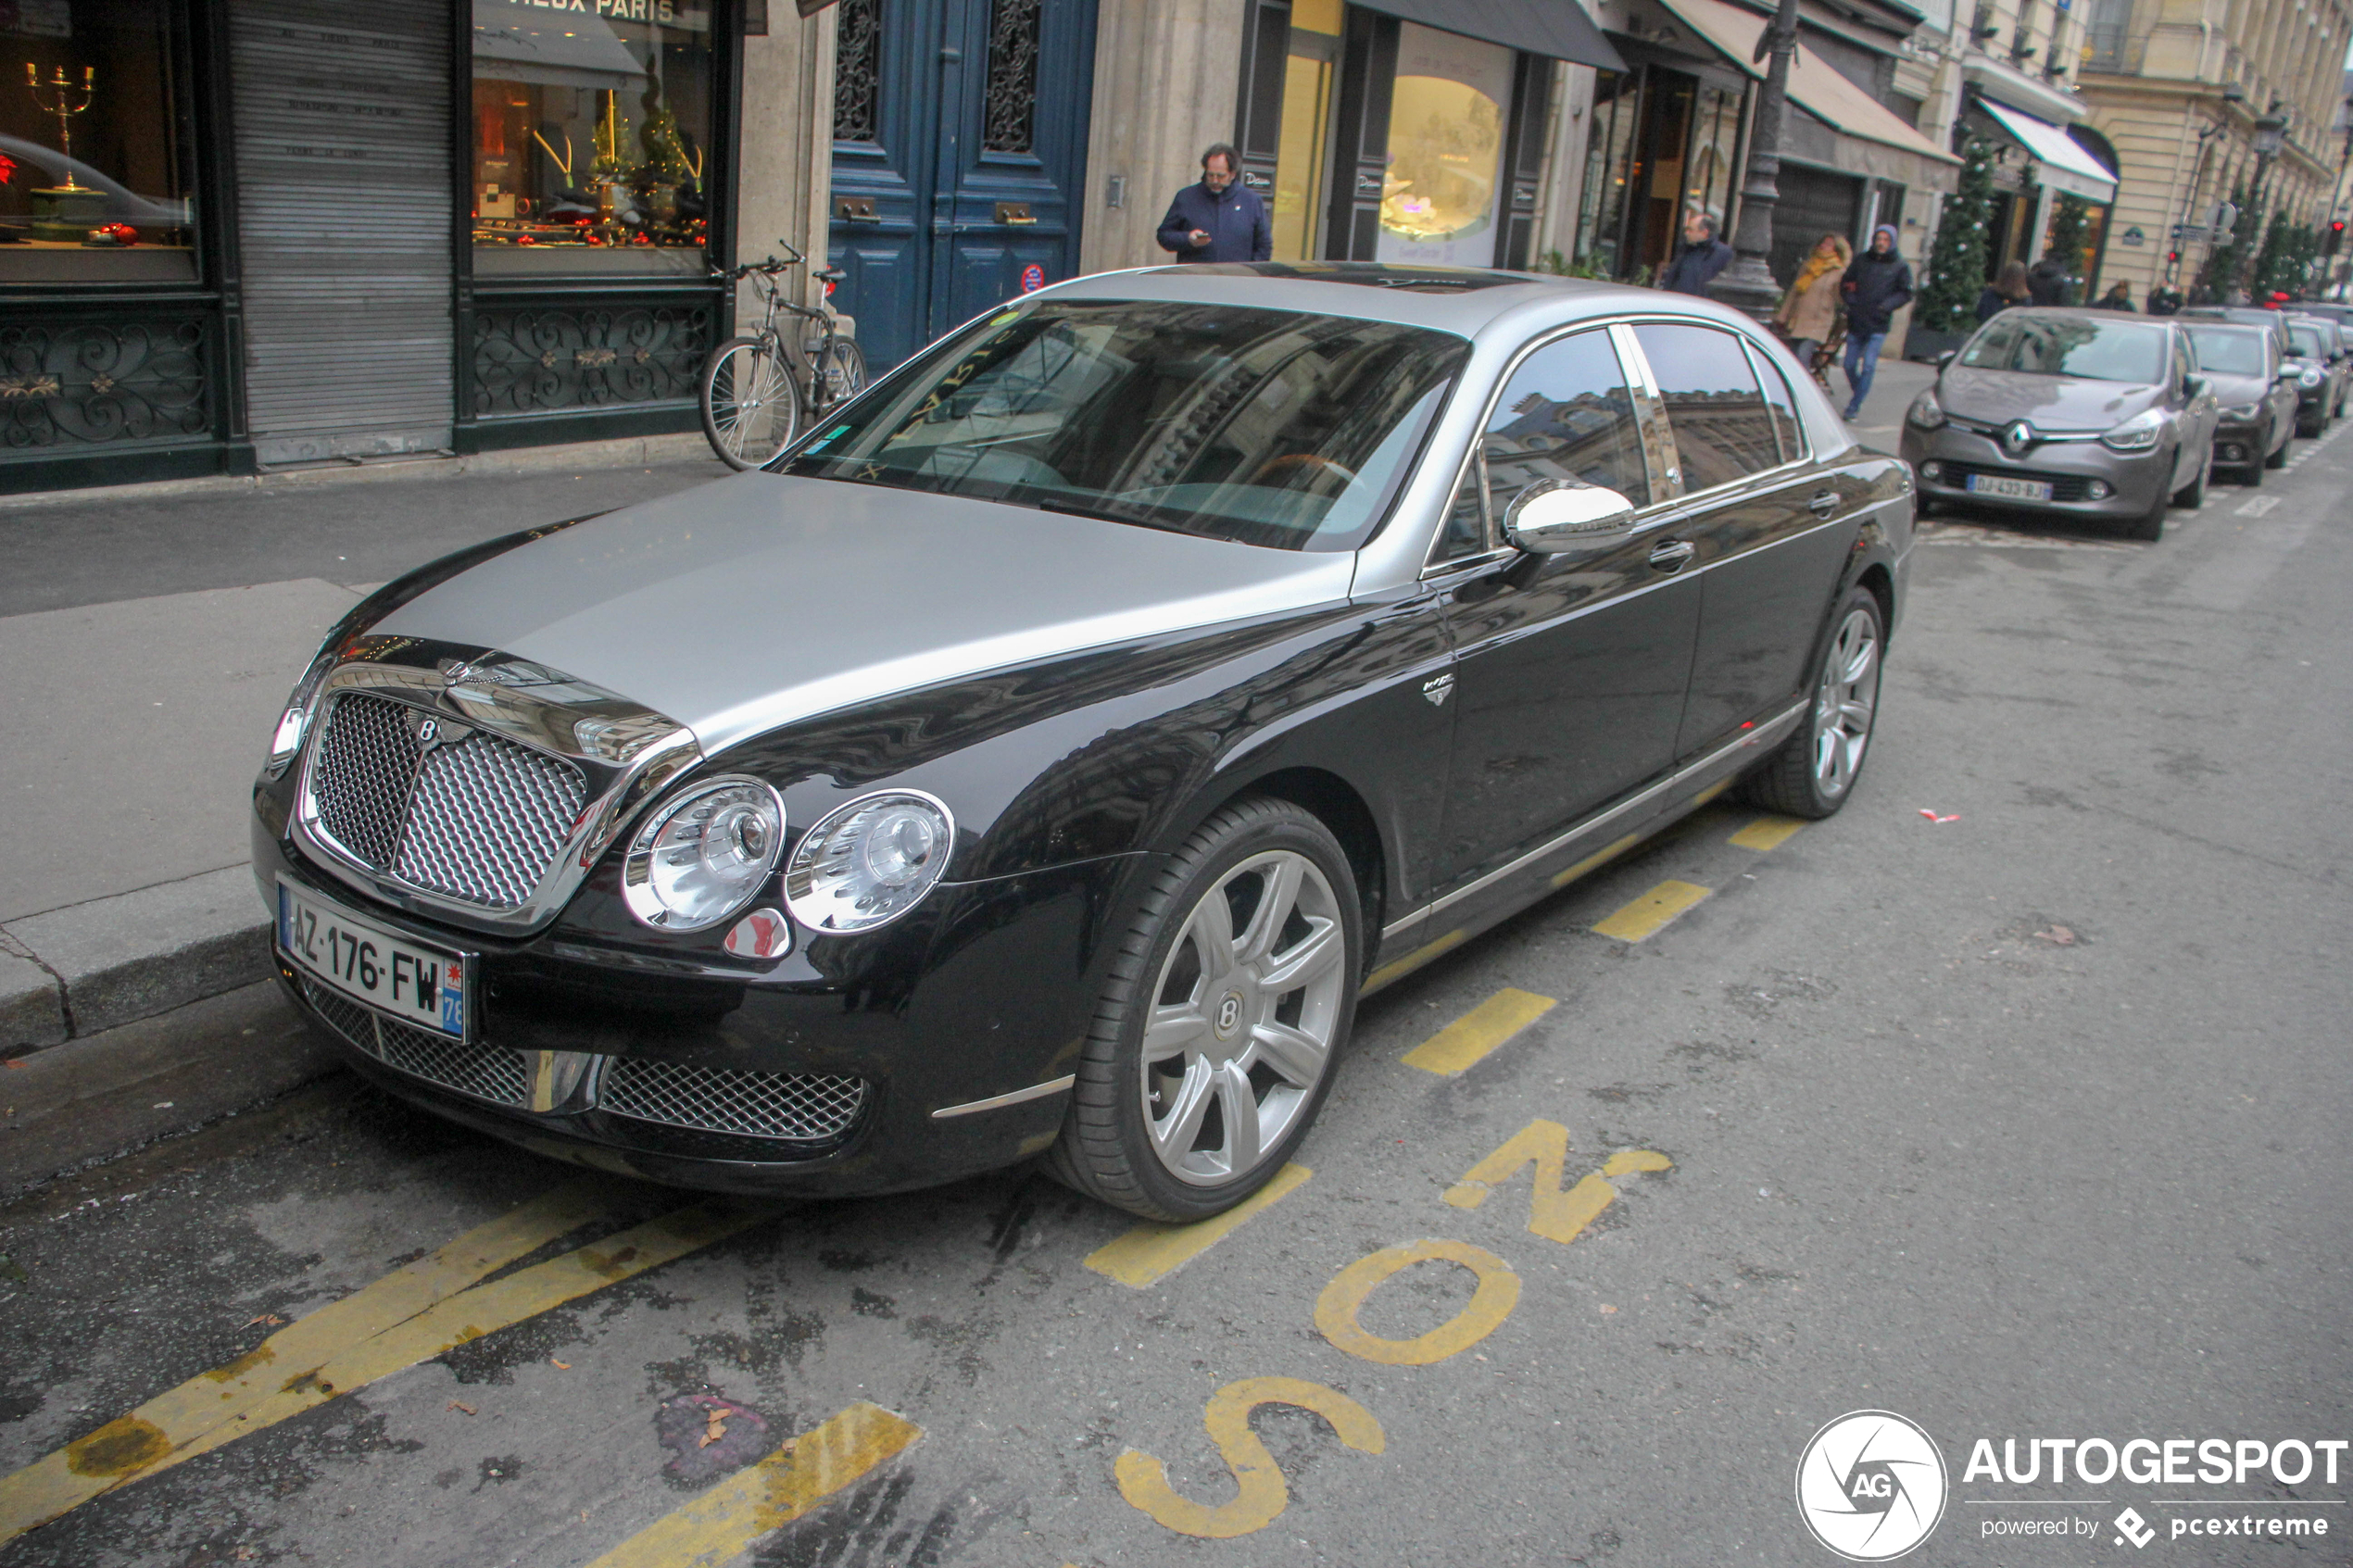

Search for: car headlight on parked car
xmin=622 ymin=777 xmax=786 ymax=932
xmin=262 ymin=644 xmax=341 ymax=779
xmin=783 ymin=790 xmax=954 ymax=935
xmin=2300 ymin=367 xmax=2324 ymax=387
xmin=2222 ymin=401 xmax=2262 ymax=420
xmin=1906 ymin=389 xmax=1945 ymax=430
xmin=2098 ymin=408 xmax=2166 ymax=452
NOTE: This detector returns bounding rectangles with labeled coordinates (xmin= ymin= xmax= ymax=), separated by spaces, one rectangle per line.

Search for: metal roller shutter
xmin=232 ymin=0 xmax=453 ymax=466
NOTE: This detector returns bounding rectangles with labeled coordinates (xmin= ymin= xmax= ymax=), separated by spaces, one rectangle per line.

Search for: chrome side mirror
xmin=1502 ymin=479 xmax=1638 ymax=555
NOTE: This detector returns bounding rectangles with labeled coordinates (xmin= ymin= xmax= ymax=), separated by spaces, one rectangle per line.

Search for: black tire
xmin=700 ymin=336 xmax=799 ymax=470
xmin=2265 ymin=420 xmax=2290 ymax=467
xmin=1739 ymin=585 xmax=1885 ymax=820
xmin=1045 ymin=797 xmax=1362 ymax=1222
xmin=2123 ymin=484 xmax=2167 ymax=542
xmin=2241 ymin=448 xmax=2265 ymax=486
xmin=2171 ymin=446 xmax=2208 ymax=508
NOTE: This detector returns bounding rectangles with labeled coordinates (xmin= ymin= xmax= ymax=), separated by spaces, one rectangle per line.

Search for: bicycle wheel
xmin=812 ymin=336 xmax=867 ymax=416
xmin=701 ymin=336 xmax=799 ymax=470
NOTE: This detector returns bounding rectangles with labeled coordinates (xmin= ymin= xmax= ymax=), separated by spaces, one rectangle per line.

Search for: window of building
xmin=1268 ymin=0 xmax=1340 ymax=261
xmin=470 ymin=0 xmax=716 ymax=275
xmin=1575 ymin=69 xmax=1641 ymax=278
xmin=1632 ymin=322 xmax=1782 ymax=490
xmin=1377 ymin=21 xmax=1516 ymax=268
xmin=1478 ymin=329 xmax=1651 ymax=521
xmin=0 ymin=0 xmax=196 ymax=282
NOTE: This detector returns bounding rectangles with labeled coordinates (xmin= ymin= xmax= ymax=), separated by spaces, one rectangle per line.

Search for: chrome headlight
xmin=1906 ymin=389 xmax=1945 ymax=430
xmin=262 ymin=643 xmax=341 ymax=779
xmin=622 ymin=777 xmax=786 ymax=931
xmin=784 ymin=790 xmax=953 ymax=935
xmin=2222 ymin=402 xmax=2261 ymax=420
xmin=2098 ymin=408 xmax=2165 ymax=452
xmin=2300 ymin=367 xmax=2324 ymax=387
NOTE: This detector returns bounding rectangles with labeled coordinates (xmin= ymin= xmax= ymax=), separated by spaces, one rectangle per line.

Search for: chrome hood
xmin=1938 ymin=368 xmax=2159 ymax=433
xmin=372 ymin=472 xmax=1359 ymax=756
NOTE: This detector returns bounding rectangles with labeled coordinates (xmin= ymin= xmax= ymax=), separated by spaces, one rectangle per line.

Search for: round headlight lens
xmin=622 ymin=777 xmax=786 ymax=932
xmin=2301 ymin=368 xmax=2324 ymax=387
xmin=784 ymin=790 xmax=954 ymax=934
xmin=1906 ymin=389 xmax=1945 ymax=430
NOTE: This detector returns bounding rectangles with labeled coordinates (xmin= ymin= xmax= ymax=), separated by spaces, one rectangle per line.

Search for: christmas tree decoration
xmin=1915 ymin=137 xmax=1997 ymax=333
xmin=2045 ymin=194 xmax=2093 ymax=303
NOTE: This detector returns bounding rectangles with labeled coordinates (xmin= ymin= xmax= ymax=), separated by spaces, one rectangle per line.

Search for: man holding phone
xmin=1156 ymin=144 xmax=1272 ymax=264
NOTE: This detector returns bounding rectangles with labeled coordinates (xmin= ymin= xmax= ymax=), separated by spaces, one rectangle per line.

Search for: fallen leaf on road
xmin=2034 ymin=925 xmax=2078 ymax=946
xmin=1918 ymin=809 xmax=1960 ymax=823
xmin=550 ymin=1359 xmax=572 ymax=1370
xmin=448 ymin=1400 xmax=476 ymax=1415
xmin=3 ymin=1058 xmax=24 ymax=1070
xmin=243 ymin=1314 xmax=285 ymax=1329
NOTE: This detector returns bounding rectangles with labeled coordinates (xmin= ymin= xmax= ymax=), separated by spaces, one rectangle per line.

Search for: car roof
xmin=1039 ymin=260 xmax=1701 ymax=337
xmin=2178 ymin=319 xmax=2272 ymax=336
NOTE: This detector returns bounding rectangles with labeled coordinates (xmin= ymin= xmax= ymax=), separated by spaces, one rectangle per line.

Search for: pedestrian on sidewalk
xmin=1657 ymin=210 xmax=1733 ymax=295
xmin=2094 ymin=280 xmax=2137 ymax=311
xmin=1156 ymin=144 xmax=1271 ymax=264
xmin=1976 ymin=259 xmax=2030 ymax=323
xmin=1774 ymin=233 xmax=1850 ymax=371
xmin=2027 ymin=253 xmax=2070 ymax=306
xmin=1837 ymin=224 xmax=1912 ymax=421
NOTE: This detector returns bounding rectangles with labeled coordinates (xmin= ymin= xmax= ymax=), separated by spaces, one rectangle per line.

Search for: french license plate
xmin=1966 ymin=472 xmax=2055 ymax=502
xmin=277 ymin=878 xmax=469 ymax=1040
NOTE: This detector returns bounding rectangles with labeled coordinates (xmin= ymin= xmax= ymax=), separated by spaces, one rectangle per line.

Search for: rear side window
xmin=1746 ymin=342 xmax=1806 ymax=464
xmin=1633 ymin=323 xmax=1784 ymax=491
xmin=1480 ymin=328 xmax=1652 ymax=512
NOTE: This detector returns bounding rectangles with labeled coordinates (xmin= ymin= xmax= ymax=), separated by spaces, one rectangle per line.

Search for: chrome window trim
xmin=1617 ymin=317 xmax=1822 ymax=513
xmin=1740 ymin=335 xmax=1811 ymax=467
xmin=1379 ymin=696 xmax=1808 ymax=940
xmin=292 ymin=635 xmax=703 ymax=938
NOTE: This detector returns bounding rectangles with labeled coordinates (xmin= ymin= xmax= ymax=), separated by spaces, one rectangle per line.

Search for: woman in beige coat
xmin=1775 ymin=234 xmax=1851 ymax=371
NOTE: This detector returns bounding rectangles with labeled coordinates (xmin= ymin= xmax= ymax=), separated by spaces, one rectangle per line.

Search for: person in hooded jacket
xmin=2026 ymin=254 xmax=2071 ymax=306
xmin=1837 ymin=224 xmax=1912 ymax=420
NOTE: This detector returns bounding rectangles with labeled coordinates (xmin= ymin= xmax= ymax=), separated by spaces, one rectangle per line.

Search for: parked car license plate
xmin=1966 ymin=472 xmax=2055 ymax=502
xmin=276 ymin=878 xmax=469 ymax=1039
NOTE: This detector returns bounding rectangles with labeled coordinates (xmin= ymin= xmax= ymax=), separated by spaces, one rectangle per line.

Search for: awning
xmin=1976 ymin=98 xmax=2118 ymax=203
xmin=1653 ymin=0 xmax=1961 ymax=193
xmin=1354 ymin=0 xmax=1625 ymax=72
xmin=472 ymin=0 xmax=647 ymax=91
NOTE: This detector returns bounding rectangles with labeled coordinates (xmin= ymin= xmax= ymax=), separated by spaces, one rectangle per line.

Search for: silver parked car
xmin=1899 ymin=308 xmax=2218 ymax=541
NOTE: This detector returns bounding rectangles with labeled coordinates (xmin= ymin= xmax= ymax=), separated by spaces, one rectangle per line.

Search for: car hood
xmin=1938 ymin=368 xmax=2159 ymax=432
xmin=373 ymin=471 xmax=1360 ymax=756
xmin=2202 ymin=371 xmax=2274 ymax=407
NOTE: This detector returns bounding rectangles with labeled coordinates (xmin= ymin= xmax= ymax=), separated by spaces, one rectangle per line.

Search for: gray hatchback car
xmin=1899 ymin=309 xmax=2218 ymax=541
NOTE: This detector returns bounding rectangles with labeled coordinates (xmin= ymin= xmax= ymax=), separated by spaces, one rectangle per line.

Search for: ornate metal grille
xmin=0 ymin=318 xmax=209 ymax=450
xmin=471 ymin=304 xmax=711 ymax=418
xmin=833 ymin=0 xmax=882 ymax=143
xmin=982 ymin=0 xmax=1041 ymax=154
xmin=599 ymin=1058 xmax=869 ymax=1143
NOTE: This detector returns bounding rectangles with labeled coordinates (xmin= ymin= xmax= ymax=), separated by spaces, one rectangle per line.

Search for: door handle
xmin=1648 ymin=539 xmax=1695 ymax=573
xmin=1807 ymin=491 xmax=1840 ymax=518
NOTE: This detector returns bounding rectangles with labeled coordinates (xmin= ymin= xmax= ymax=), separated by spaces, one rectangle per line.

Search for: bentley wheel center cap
xmin=1214 ymin=989 xmax=1245 ymax=1041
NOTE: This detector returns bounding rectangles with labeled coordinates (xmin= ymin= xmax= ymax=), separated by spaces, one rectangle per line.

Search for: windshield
xmin=780 ymin=300 xmax=1469 ymax=551
xmin=2287 ymin=324 xmax=2327 ymax=358
xmin=1958 ymin=316 xmax=2167 ymax=383
xmin=2183 ymin=327 xmax=2267 ymax=375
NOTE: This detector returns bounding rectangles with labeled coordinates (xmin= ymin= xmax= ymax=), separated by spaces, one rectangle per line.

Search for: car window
xmin=2182 ymin=327 xmax=2268 ymax=376
xmin=1744 ymin=341 xmax=1806 ymax=465
xmin=780 ymin=300 xmax=1468 ymax=552
xmin=2287 ymin=324 xmax=2327 ymax=358
xmin=1960 ymin=315 xmax=2168 ymax=383
xmin=1477 ymin=328 xmax=1651 ymax=521
xmin=1631 ymin=322 xmax=1784 ymax=491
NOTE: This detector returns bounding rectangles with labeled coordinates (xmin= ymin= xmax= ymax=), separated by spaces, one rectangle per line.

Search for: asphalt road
xmin=3 ymin=425 xmax=2348 ymax=1568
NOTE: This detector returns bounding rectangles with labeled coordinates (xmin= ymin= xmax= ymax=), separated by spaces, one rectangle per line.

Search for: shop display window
xmin=0 ymin=0 xmax=195 ymax=282
xmin=1377 ymin=21 xmax=1515 ymax=268
xmin=1574 ymin=69 xmax=1639 ymax=277
xmin=471 ymin=0 xmax=716 ymax=274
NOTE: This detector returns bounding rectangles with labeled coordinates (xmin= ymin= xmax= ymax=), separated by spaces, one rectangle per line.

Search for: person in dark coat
xmin=2094 ymin=280 xmax=2137 ymax=311
xmin=1656 ymin=210 xmax=1734 ymax=295
xmin=1837 ymin=224 xmax=1912 ymax=420
xmin=2027 ymin=254 xmax=2071 ymax=306
xmin=2146 ymin=284 xmax=2183 ymax=315
xmin=1976 ymin=259 xmax=2030 ymax=323
xmin=1156 ymin=144 xmax=1271 ymax=264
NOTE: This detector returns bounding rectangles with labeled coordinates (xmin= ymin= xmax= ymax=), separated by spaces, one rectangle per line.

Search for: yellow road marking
xmin=1115 ymin=1376 xmax=1383 ymax=1538
xmin=1314 ymin=1239 xmax=1521 ymax=1366
xmin=1359 ymin=928 xmax=1467 ymax=996
xmin=582 ymin=1402 xmax=923 ymax=1568
xmin=1084 ymin=1163 xmax=1311 ymax=1288
xmin=1728 ymin=814 xmax=1806 ymax=852
xmin=1691 ymin=777 xmax=1735 ymax=806
xmin=1442 ymin=1121 xmax=1672 ymax=1244
xmin=0 ymin=1192 xmax=769 ymax=1544
xmin=1550 ymin=831 xmax=1646 ymax=890
xmin=0 ymin=1178 xmax=625 ymax=1544
xmin=1400 ymin=987 xmax=1555 ymax=1075
xmin=1592 ymin=879 xmax=1711 ymax=941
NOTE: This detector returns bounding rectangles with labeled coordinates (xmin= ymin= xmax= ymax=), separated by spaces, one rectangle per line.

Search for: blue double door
xmin=828 ymin=0 xmax=1098 ymax=371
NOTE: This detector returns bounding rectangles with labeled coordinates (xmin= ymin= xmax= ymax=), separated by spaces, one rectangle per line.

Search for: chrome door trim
xmin=1378 ymin=696 xmax=1806 ymax=941
xmin=292 ymin=635 xmax=703 ymax=938
xmin=931 ymin=1074 xmax=1077 ymax=1120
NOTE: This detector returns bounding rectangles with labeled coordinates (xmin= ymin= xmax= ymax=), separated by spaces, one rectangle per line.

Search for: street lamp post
xmin=2236 ymin=102 xmax=2289 ymax=300
xmin=1709 ymin=0 xmax=1805 ymax=319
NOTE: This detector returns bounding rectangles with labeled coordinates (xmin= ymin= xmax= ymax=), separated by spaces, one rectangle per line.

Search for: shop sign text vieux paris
xmin=496 ymin=0 xmax=687 ymax=23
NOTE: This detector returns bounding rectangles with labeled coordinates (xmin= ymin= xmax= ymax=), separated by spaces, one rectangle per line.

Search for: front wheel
xmin=1740 ymin=586 xmax=1884 ymax=820
xmin=1046 ymin=798 xmax=1360 ymax=1222
xmin=2171 ymin=446 xmax=2208 ymax=508
xmin=2265 ymin=420 xmax=2290 ymax=468
xmin=700 ymin=336 xmax=799 ymax=470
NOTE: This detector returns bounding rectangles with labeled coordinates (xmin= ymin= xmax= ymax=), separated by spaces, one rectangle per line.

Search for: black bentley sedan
xmin=253 ymin=263 xmax=1912 ymax=1221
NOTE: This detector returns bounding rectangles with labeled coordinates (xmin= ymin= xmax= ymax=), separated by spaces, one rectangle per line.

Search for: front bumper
xmin=1898 ymin=424 xmax=2168 ymax=519
xmin=2210 ymin=418 xmax=2270 ymax=468
xmin=253 ymin=808 xmax=1149 ymax=1197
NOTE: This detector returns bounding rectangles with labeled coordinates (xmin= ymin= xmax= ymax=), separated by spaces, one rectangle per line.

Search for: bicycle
xmin=700 ymin=242 xmax=868 ymax=470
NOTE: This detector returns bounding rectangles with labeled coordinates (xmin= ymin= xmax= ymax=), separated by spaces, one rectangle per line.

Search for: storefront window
xmin=1377 ymin=21 xmax=1515 ymax=268
xmin=1575 ymin=69 xmax=1640 ymax=277
xmin=1683 ymin=83 xmax=1741 ymax=231
xmin=0 ymin=0 xmax=195 ymax=282
xmin=1269 ymin=0 xmax=1341 ymax=261
xmin=470 ymin=0 xmax=715 ymax=275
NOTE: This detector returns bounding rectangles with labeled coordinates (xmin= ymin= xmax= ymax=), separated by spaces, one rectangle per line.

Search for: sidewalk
xmin=2 ymin=434 xmax=728 ymax=1186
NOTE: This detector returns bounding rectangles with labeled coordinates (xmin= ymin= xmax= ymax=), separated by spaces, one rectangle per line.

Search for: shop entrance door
xmin=826 ymin=0 xmax=1097 ymax=371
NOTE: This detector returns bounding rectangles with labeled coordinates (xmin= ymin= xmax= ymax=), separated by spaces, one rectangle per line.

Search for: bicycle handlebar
xmin=711 ymin=238 xmax=811 ymax=282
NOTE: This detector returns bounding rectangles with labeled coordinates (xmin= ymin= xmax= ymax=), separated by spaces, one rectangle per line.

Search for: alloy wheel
xmin=1811 ymin=607 xmax=1881 ymax=801
xmin=1139 ymin=850 xmax=1347 ymax=1185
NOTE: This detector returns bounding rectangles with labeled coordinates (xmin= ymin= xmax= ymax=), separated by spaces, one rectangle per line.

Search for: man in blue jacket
xmin=1157 ymin=144 xmax=1272 ymax=264
xmin=1657 ymin=211 xmax=1733 ymax=295
xmin=1837 ymin=224 xmax=1914 ymax=420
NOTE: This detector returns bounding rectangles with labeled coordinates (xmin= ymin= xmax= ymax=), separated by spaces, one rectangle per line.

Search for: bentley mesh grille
xmin=297 ymin=976 xmax=531 ymax=1108
xmin=310 ymin=694 xmax=421 ymax=868
xmin=598 ymin=1058 xmax=868 ymax=1142
xmin=395 ymin=732 xmax=587 ymax=908
xmin=308 ymin=691 xmax=587 ymax=910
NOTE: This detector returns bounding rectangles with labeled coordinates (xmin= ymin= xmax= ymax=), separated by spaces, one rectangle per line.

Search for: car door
xmin=1428 ymin=324 xmax=1702 ymax=895
xmin=1623 ymin=321 xmax=1856 ymax=759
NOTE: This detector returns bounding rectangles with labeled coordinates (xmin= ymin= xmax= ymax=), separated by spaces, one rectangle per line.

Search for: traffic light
xmin=2328 ymin=220 xmax=2347 ymax=257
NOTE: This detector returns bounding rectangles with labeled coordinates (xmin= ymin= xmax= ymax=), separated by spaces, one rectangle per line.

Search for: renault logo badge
xmin=2001 ymin=420 xmax=2036 ymax=455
